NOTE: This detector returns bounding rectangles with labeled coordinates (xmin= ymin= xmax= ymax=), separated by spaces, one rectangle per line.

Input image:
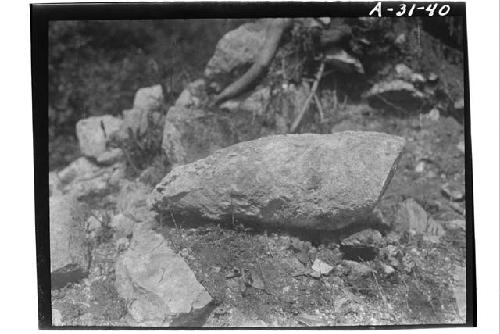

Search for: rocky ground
xmin=48 ymin=18 xmax=468 ymax=327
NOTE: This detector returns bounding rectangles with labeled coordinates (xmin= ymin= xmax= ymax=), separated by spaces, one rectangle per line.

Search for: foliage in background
xmin=48 ymin=19 xmax=246 ymax=142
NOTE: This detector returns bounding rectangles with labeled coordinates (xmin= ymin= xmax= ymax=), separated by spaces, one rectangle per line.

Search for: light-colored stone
xmin=161 ymin=105 xmax=263 ymax=166
xmin=343 ymin=260 xmax=373 ymax=279
xmin=324 ymin=49 xmax=364 ymax=74
xmin=115 ymin=229 xmax=212 ymax=326
xmin=152 ymin=131 xmax=405 ymax=230
xmin=50 ymin=195 xmax=89 ymax=285
xmin=57 ymin=157 xmax=100 ymax=185
xmin=133 ymin=84 xmax=164 ymax=112
xmin=204 ymin=21 xmax=267 ymax=79
xmin=394 ymin=198 xmax=428 ymax=234
xmin=52 ymin=308 xmax=63 ymax=326
xmin=394 ymin=63 xmax=425 ymax=83
xmin=175 ymin=79 xmax=206 ymax=108
xmin=110 ymin=213 xmax=135 ymax=239
xmin=453 ymin=265 xmax=466 ymax=321
xmin=312 ymin=259 xmax=334 ymax=276
xmin=363 ymin=80 xmax=425 ymax=112
xmin=76 ymin=115 xmax=123 ymax=158
xmin=96 ymin=148 xmax=124 ymax=165
xmin=341 ymin=229 xmax=384 ymax=248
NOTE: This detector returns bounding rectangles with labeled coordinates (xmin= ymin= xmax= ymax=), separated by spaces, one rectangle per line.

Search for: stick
xmin=290 ymin=61 xmax=325 ymax=133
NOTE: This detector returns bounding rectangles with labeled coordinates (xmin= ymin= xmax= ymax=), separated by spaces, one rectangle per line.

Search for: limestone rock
xmin=175 ymin=79 xmax=207 ymax=108
xmin=363 ymin=80 xmax=425 ymax=112
xmin=341 ymin=229 xmax=384 ymax=248
xmin=453 ymin=265 xmax=467 ymax=321
xmin=96 ymin=147 xmax=124 ymax=165
xmin=161 ymin=106 xmax=262 ymax=165
xmin=152 ymin=131 xmax=405 ymax=230
xmin=50 ymin=195 xmax=89 ymax=288
xmin=311 ymin=259 xmax=334 ymax=276
xmin=115 ymin=229 xmax=213 ymax=326
xmin=56 ymin=157 xmax=126 ymax=197
xmin=394 ymin=198 xmax=428 ymax=234
xmin=133 ymin=84 xmax=163 ymax=112
xmin=204 ymin=21 xmax=267 ymax=80
xmin=76 ymin=115 xmax=123 ymax=158
xmin=324 ymin=49 xmax=364 ymax=74
xmin=122 ymin=109 xmax=162 ymax=137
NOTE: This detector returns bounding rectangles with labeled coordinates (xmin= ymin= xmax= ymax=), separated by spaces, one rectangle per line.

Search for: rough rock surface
xmin=50 ymin=195 xmax=89 ymax=288
xmin=151 ymin=131 xmax=405 ymax=230
xmin=362 ymin=79 xmax=425 ymax=112
xmin=115 ymin=228 xmax=213 ymax=326
xmin=161 ymin=106 xmax=263 ymax=166
xmin=204 ymin=21 xmax=267 ymax=80
xmin=133 ymin=84 xmax=164 ymax=112
xmin=76 ymin=115 xmax=123 ymax=158
xmin=55 ymin=157 xmax=126 ymax=197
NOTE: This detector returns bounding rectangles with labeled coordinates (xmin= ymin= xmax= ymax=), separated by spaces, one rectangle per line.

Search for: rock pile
xmin=115 ymin=229 xmax=213 ymax=326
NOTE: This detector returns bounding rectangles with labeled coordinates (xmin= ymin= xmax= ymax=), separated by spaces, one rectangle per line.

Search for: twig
xmin=290 ymin=61 xmax=325 ymax=133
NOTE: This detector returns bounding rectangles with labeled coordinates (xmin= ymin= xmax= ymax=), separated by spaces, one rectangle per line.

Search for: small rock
xmin=175 ymin=79 xmax=206 ymax=108
xmin=425 ymin=108 xmax=440 ymax=122
xmin=249 ymin=269 xmax=266 ymax=290
xmin=427 ymin=72 xmax=439 ymax=82
xmin=343 ymin=260 xmax=373 ymax=279
xmin=443 ymin=219 xmax=466 ymax=231
xmin=110 ymin=213 xmax=135 ymax=239
xmin=341 ymin=229 xmax=384 ymax=248
xmin=76 ymin=115 xmax=123 ymax=158
xmin=394 ymin=64 xmax=425 ymax=83
xmin=115 ymin=237 xmax=130 ymax=252
xmin=309 ymin=270 xmax=321 ymax=279
xmin=121 ymin=108 xmax=162 ymax=137
xmin=454 ymin=98 xmax=464 ymax=111
xmin=57 ymin=157 xmax=100 ymax=185
xmin=297 ymin=313 xmax=329 ymax=326
xmin=115 ymin=229 xmax=213 ymax=326
xmin=133 ymin=84 xmax=163 ymax=112
xmin=312 ymin=259 xmax=334 ymax=276
xmin=441 ymin=183 xmax=465 ymax=202
xmin=363 ymin=80 xmax=425 ymax=112
xmin=50 ymin=195 xmax=89 ymax=288
xmin=324 ymin=49 xmax=364 ymax=74
xmin=415 ymin=160 xmax=426 ymax=173
xmin=52 ymin=308 xmax=63 ymax=326
xmin=457 ymin=141 xmax=465 ymax=154
xmin=96 ymin=148 xmax=124 ymax=165
xmin=380 ymin=264 xmax=395 ymax=276
xmin=423 ymin=217 xmax=446 ymax=243
xmin=204 ymin=21 xmax=267 ymax=79
xmin=394 ymin=198 xmax=428 ymax=234
xmin=394 ymin=33 xmax=406 ymax=45
xmin=453 ymin=265 xmax=467 ymax=320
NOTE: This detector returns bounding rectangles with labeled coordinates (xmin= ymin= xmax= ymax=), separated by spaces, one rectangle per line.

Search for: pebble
xmin=312 ymin=259 xmax=334 ymax=276
xmin=441 ymin=184 xmax=465 ymax=202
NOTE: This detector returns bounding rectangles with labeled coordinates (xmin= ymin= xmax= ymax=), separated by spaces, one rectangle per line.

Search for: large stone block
xmin=151 ymin=131 xmax=405 ymax=230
